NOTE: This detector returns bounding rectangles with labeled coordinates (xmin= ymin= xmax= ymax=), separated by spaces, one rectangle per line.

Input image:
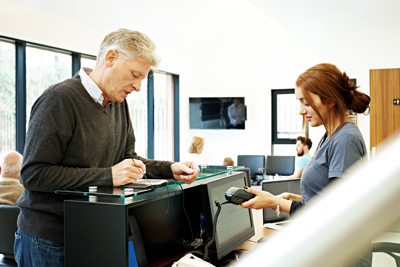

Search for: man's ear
xmin=105 ymin=50 xmax=117 ymax=67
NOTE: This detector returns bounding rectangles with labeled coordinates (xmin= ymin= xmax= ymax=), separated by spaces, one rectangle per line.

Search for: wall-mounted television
xmin=189 ymin=97 xmax=246 ymax=130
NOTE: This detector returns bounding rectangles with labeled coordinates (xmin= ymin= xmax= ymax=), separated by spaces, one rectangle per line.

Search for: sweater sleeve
xmin=290 ymin=201 xmax=304 ymax=215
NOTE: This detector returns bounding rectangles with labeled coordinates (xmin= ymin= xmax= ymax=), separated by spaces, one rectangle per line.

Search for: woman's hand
xmin=240 ymin=187 xmax=277 ymax=210
xmin=278 ymin=192 xmax=302 ymax=202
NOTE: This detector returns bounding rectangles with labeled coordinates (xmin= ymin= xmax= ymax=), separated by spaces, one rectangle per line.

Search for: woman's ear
xmin=328 ymin=102 xmax=336 ymax=108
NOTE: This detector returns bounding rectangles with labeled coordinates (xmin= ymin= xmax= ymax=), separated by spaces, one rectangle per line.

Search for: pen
xmin=130 ymin=153 xmax=146 ymax=179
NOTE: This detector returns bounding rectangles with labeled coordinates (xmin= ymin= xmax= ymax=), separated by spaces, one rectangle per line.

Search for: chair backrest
xmin=265 ymin=155 xmax=295 ymax=176
xmin=0 ymin=204 xmax=20 ymax=256
xmin=237 ymin=155 xmax=265 ymax=178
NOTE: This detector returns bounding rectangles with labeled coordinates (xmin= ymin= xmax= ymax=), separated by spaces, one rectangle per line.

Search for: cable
xmin=129 ymin=154 xmax=194 ymax=250
xmin=177 ymin=181 xmax=194 ymax=247
xmin=150 ymin=177 xmax=170 ymax=214
xmin=203 ymin=200 xmax=228 ymax=261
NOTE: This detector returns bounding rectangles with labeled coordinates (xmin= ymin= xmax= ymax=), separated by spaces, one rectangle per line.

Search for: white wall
xmin=1 ymin=0 xmax=399 ymax=165
xmin=266 ymin=0 xmax=400 ymax=157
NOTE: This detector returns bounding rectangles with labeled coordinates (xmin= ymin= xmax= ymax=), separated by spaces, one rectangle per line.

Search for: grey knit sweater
xmin=17 ymin=73 xmax=174 ymax=243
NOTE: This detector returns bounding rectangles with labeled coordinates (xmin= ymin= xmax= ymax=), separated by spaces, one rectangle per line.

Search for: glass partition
xmin=55 ymin=165 xmax=244 ymax=198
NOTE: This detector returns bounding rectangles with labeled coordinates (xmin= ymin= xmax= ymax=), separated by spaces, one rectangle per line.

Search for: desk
xmin=62 ymin=169 xmax=254 ymax=267
xmin=238 ymin=186 xmax=277 ymax=249
xmin=235 ymin=209 xmax=277 ymax=252
xmin=150 ymin=186 xmax=276 ymax=267
xmin=149 ymin=209 xmax=277 ymax=267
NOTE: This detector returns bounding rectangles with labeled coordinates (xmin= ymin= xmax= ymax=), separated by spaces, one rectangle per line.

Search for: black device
xmin=225 ymin=187 xmax=255 ymax=204
xmin=200 ymin=172 xmax=255 ymax=261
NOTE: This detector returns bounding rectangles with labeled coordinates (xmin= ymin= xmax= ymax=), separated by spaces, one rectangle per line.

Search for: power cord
xmin=203 ymin=200 xmax=229 ymax=262
xmin=129 ymin=154 xmax=196 ymax=253
xmin=175 ymin=181 xmax=195 ymax=249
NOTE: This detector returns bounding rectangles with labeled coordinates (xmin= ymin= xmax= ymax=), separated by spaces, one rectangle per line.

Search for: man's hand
xmin=171 ymin=162 xmax=200 ymax=184
xmin=111 ymin=159 xmax=146 ymax=186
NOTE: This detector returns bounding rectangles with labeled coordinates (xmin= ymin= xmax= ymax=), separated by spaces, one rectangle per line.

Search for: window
xmin=81 ymin=56 xmax=96 ymax=69
xmin=153 ymin=71 xmax=174 ymax=161
xmin=272 ymin=89 xmax=304 ymax=145
xmin=126 ymin=76 xmax=148 ymax=158
xmin=26 ymin=46 xmax=71 ymax=124
xmin=0 ymin=40 xmax=16 ymax=156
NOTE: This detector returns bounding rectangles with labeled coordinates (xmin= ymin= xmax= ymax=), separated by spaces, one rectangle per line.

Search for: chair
xmin=372 ymin=242 xmax=400 ymax=266
xmin=265 ymin=155 xmax=295 ymax=177
xmin=237 ymin=155 xmax=265 ymax=185
xmin=0 ymin=204 xmax=19 ymax=267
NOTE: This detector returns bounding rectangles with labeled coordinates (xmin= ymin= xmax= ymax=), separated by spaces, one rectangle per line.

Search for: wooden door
xmin=370 ymin=68 xmax=400 ymax=150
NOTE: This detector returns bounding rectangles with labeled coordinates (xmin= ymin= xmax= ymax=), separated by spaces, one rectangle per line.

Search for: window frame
xmin=0 ymin=35 xmax=180 ymax=161
xmin=146 ymin=70 xmax=180 ymax=161
xmin=271 ymin=88 xmax=297 ymax=145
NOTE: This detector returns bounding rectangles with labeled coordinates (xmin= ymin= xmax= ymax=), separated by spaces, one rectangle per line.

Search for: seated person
xmin=0 ymin=151 xmax=24 ymax=205
xmin=223 ymin=157 xmax=234 ymax=166
xmin=275 ymin=136 xmax=312 ymax=180
xmin=185 ymin=136 xmax=208 ymax=165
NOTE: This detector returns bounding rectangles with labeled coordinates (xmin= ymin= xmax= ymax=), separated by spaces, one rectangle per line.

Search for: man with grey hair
xmin=0 ymin=151 xmax=23 ymax=205
xmin=15 ymin=28 xmax=200 ymax=267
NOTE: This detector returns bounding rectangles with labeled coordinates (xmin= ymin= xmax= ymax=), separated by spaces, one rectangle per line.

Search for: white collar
xmin=79 ymin=67 xmax=104 ymax=106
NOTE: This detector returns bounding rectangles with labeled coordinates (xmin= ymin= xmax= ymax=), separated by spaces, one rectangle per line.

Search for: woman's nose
xmin=299 ymin=105 xmax=307 ymax=115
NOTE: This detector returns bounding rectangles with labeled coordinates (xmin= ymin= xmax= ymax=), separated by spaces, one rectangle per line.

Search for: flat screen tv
xmin=189 ymin=97 xmax=246 ymax=129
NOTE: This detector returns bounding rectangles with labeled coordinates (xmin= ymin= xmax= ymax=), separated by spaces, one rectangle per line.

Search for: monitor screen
xmin=261 ymin=179 xmax=301 ymax=223
xmin=189 ymin=97 xmax=246 ymax=129
xmin=201 ymin=172 xmax=255 ymax=261
xmin=265 ymin=155 xmax=295 ymax=176
xmin=237 ymin=155 xmax=265 ymax=177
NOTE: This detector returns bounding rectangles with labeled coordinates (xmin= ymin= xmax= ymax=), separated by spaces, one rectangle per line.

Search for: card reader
xmin=225 ymin=187 xmax=256 ymax=204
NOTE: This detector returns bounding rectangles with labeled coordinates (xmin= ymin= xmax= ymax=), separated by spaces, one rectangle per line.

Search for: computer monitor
xmin=265 ymin=155 xmax=295 ymax=176
xmin=237 ymin=155 xmax=265 ymax=178
xmin=261 ymin=179 xmax=301 ymax=223
xmin=201 ymin=172 xmax=255 ymax=261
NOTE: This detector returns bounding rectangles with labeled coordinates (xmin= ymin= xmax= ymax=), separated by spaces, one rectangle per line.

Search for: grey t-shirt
xmin=301 ymin=122 xmax=367 ymax=204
